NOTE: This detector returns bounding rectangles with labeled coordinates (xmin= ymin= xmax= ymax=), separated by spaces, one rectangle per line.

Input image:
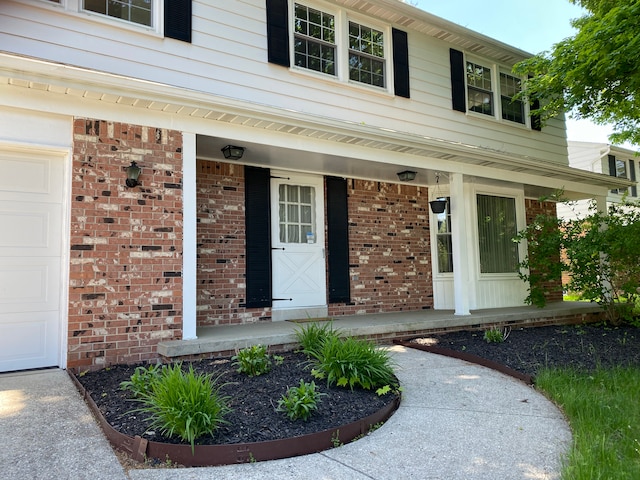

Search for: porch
xmin=158 ymin=301 xmax=603 ymax=360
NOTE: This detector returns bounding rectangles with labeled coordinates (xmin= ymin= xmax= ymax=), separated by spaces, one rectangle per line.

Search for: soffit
xmin=0 ymin=54 xmax=633 ymax=195
xmin=331 ymin=0 xmax=531 ymax=65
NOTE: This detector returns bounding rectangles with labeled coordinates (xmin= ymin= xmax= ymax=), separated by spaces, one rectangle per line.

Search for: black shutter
xmin=245 ymin=166 xmax=272 ymax=308
xmin=530 ymin=98 xmax=542 ymax=131
xmin=326 ymin=177 xmax=351 ymax=303
xmin=392 ymin=28 xmax=410 ymax=98
xmin=266 ymin=0 xmax=290 ymax=67
xmin=630 ymin=160 xmax=638 ymax=197
xmin=164 ymin=0 xmax=192 ymax=43
xmin=449 ymin=48 xmax=466 ymax=112
xmin=608 ymin=154 xmax=617 ymax=177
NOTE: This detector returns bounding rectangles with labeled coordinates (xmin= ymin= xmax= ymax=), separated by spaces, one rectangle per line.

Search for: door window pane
xmin=476 ymin=194 xmax=519 ymax=273
xmin=278 ymin=184 xmax=316 ymax=243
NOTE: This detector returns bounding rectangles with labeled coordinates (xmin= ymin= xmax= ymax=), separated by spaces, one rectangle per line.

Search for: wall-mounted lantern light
xmin=221 ymin=145 xmax=245 ymax=160
xmin=126 ymin=161 xmax=141 ymax=187
xmin=396 ymin=170 xmax=417 ymax=182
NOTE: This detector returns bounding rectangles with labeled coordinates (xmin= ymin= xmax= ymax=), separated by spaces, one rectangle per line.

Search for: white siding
xmin=1 ymin=0 xmax=568 ymax=164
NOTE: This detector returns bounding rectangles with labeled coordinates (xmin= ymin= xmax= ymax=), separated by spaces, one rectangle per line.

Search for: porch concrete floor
xmin=158 ymin=301 xmax=602 ymax=358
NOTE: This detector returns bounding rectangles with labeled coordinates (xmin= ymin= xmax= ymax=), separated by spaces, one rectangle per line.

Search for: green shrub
xmin=276 ymin=379 xmax=326 ymax=421
xmin=232 ymin=344 xmax=273 ymax=376
xmin=119 ymin=363 xmax=164 ymax=398
xmin=134 ymin=363 xmax=231 ymax=453
xmin=483 ymin=326 xmax=510 ymax=343
xmin=295 ymin=322 xmax=341 ymax=358
xmin=310 ymin=335 xmax=396 ymax=390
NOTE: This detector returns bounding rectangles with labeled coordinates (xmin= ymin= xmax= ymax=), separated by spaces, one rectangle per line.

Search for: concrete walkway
xmin=0 ymin=346 xmax=571 ymax=480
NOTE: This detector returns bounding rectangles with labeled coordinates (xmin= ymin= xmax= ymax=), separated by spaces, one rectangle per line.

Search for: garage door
xmin=0 ymin=149 xmax=64 ymax=372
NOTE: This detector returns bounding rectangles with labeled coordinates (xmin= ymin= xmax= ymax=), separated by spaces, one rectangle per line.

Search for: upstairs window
xmin=608 ymin=154 xmax=637 ymax=196
xmin=83 ymin=0 xmax=153 ymax=27
xmin=466 ymin=61 xmax=493 ymax=116
xmin=290 ymin=2 xmax=389 ymax=91
xmin=500 ymin=72 xmax=525 ymax=124
xmin=451 ymin=49 xmax=534 ymax=129
xmin=294 ymin=4 xmax=336 ymax=75
xmin=268 ymin=2 xmax=408 ymax=97
xmin=348 ymin=22 xmax=385 ymax=88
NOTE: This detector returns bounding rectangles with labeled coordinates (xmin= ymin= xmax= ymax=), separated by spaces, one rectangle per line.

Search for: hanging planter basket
xmin=429 ymin=198 xmax=447 ymax=214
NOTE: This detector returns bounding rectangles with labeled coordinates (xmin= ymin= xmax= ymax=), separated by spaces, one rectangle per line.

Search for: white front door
xmin=0 ymin=149 xmax=64 ymax=372
xmin=270 ymin=172 xmax=327 ymax=320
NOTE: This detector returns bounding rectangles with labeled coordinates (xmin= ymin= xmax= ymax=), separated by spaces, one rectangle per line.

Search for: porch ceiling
xmin=1 ymin=53 xmax=633 ymax=199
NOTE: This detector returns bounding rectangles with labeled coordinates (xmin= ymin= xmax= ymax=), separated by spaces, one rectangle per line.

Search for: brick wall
xmin=196 ymin=169 xmax=433 ymax=325
xmin=68 ymin=119 xmax=184 ymax=371
xmin=524 ymin=198 xmax=564 ymax=302
xmin=196 ymin=160 xmax=269 ymax=325
xmin=328 ymin=179 xmax=433 ymax=316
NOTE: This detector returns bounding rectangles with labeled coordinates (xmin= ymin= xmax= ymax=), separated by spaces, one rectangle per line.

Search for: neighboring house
xmin=0 ymin=0 xmax=629 ymax=372
xmin=557 ymin=141 xmax=640 ymax=219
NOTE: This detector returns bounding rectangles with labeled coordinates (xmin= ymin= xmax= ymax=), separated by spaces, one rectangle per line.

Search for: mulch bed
xmin=76 ymin=351 xmax=398 ymax=446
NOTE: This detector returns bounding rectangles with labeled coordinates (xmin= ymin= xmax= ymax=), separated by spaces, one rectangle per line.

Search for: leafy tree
xmin=516 ymin=196 xmax=640 ymax=324
xmin=513 ymin=0 xmax=640 ymax=145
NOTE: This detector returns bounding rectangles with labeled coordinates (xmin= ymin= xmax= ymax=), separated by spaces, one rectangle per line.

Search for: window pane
xmin=476 ymin=195 xmax=519 ymax=273
xmin=437 ymin=236 xmax=453 ymax=273
xmin=467 ymin=62 xmax=493 ymax=116
xmin=83 ymin=0 xmax=152 ymax=26
xmin=300 ymin=186 xmax=312 ymax=203
xmin=348 ymin=21 xmax=385 ymax=87
xmin=278 ymin=184 xmax=316 ymax=243
xmin=288 ymin=224 xmax=299 ymax=243
xmin=436 ymin=197 xmax=453 ymax=273
xmin=500 ymin=73 xmax=525 ymax=124
xmin=294 ymin=3 xmax=336 ymax=76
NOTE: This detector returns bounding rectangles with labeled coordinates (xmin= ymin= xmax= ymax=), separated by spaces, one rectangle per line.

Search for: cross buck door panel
xmin=270 ymin=172 xmax=327 ymax=315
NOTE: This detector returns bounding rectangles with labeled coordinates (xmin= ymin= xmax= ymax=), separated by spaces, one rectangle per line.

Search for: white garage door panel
xmin=0 ymin=149 xmax=64 ymax=372
xmin=0 ymin=152 xmax=59 ymax=199
xmin=0 ymin=259 xmax=59 ymax=313
xmin=0 ymin=207 xmax=53 ymax=252
xmin=0 ymin=312 xmax=57 ymax=371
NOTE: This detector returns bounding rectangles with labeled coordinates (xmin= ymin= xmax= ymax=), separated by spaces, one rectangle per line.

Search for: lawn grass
xmin=536 ymin=367 xmax=640 ymax=479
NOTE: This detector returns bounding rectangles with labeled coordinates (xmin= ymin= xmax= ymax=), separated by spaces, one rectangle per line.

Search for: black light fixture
xmin=221 ymin=145 xmax=245 ymax=160
xmin=125 ymin=161 xmax=141 ymax=187
xmin=397 ymin=170 xmax=417 ymax=182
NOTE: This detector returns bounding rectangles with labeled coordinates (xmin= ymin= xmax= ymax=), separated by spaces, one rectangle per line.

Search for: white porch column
xmin=182 ymin=132 xmax=197 ymax=340
xmin=450 ymin=173 xmax=470 ymax=315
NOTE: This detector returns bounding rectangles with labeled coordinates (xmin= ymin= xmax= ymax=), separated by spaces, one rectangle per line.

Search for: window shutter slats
xmin=245 ymin=166 xmax=273 ymax=308
xmin=164 ymin=0 xmax=192 ymax=43
xmin=608 ymin=155 xmax=617 ymax=177
xmin=530 ymin=98 xmax=542 ymax=131
xmin=266 ymin=0 xmax=290 ymax=67
xmin=392 ymin=28 xmax=410 ymax=98
xmin=450 ymin=48 xmax=466 ymax=112
xmin=326 ymin=176 xmax=351 ymax=303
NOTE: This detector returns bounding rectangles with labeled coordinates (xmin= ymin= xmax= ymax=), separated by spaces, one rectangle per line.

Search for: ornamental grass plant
xmin=310 ymin=334 xmax=397 ymax=390
xmin=133 ymin=363 xmax=231 ymax=453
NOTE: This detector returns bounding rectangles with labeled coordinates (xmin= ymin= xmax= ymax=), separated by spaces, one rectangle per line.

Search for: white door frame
xmin=270 ymin=171 xmax=328 ymax=321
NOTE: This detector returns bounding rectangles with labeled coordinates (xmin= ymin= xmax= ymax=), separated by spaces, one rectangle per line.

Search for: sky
xmin=410 ymin=0 xmax=631 ymax=148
